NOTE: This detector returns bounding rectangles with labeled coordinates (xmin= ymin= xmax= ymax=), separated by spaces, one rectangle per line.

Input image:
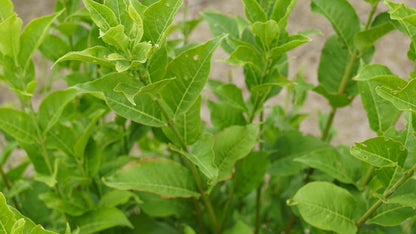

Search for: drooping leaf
xmin=0 ymin=108 xmax=37 ymax=144
xmin=54 ymin=46 xmax=114 ymax=68
xmin=355 ymin=64 xmax=407 ymax=133
xmin=103 ymin=158 xmax=199 ymax=198
xmin=161 ymin=35 xmax=225 ymax=116
xmin=142 ymin=0 xmax=182 ymax=45
xmin=350 ymin=137 xmax=407 ymax=167
xmin=73 ymin=207 xmax=133 ymax=234
xmin=290 ymin=181 xmax=357 ymax=234
xmin=241 ymin=0 xmax=267 ymax=23
xmin=311 ymin=0 xmax=360 ymax=52
xmin=83 ymin=0 xmax=118 ymax=32
xmin=376 ymin=79 xmax=416 ymax=113
xmin=213 ymin=124 xmax=258 ymax=181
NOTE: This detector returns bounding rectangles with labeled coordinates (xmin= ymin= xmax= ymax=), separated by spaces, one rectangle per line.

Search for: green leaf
xmin=38 ymin=192 xmax=88 ymax=216
xmin=148 ymin=46 xmax=168 ymax=82
xmin=128 ymin=3 xmax=144 ymax=43
xmin=387 ymin=179 xmax=416 ymax=208
xmin=142 ymin=0 xmax=182 ymax=45
xmin=98 ymin=190 xmax=141 ymax=207
xmin=207 ymin=100 xmax=247 ymax=131
xmin=0 ymin=15 xmax=22 ymax=59
xmin=367 ymin=203 xmax=416 ymax=227
xmin=83 ymin=0 xmax=118 ymax=32
xmin=252 ymin=20 xmax=279 ymax=48
xmin=73 ymin=207 xmax=133 ymax=234
xmin=101 ymin=24 xmax=130 ymax=53
xmin=162 ymin=96 xmax=201 ymax=146
xmin=354 ymin=21 xmax=395 ymax=52
xmin=318 ymin=34 xmax=359 ymax=96
xmin=234 ymin=151 xmax=270 ymax=197
xmin=0 ymin=0 xmax=14 ymax=20
xmin=313 ymin=85 xmax=352 ymax=108
xmin=227 ymin=45 xmax=265 ymax=72
xmin=355 ymin=64 xmax=407 ymax=133
xmin=18 ymin=12 xmax=61 ymax=69
xmin=37 ymin=88 xmax=79 ymax=134
xmin=350 ymin=137 xmax=407 ymax=167
xmin=54 ymin=46 xmax=114 ymax=68
xmin=224 ymin=220 xmax=252 ymax=234
xmin=213 ymin=124 xmax=259 ymax=181
xmin=241 ymin=0 xmax=267 ymax=23
xmin=270 ymin=0 xmax=298 ymax=30
xmin=376 ymin=79 xmax=416 ymax=113
xmin=39 ymin=34 xmax=70 ymax=61
xmin=202 ymin=10 xmax=239 ymax=53
xmin=76 ymin=72 xmax=164 ymax=127
xmin=311 ymin=0 xmax=360 ymax=52
xmin=103 ymin=158 xmax=199 ymax=198
xmin=270 ymin=34 xmax=311 ymax=59
xmin=291 ymin=182 xmax=357 ymax=234
xmin=0 ymin=108 xmax=37 ymax=144
xmin=161 ymin=35 xmax=225 ymax=116
xmin=213 ymin=83 xmax=247 ymax=111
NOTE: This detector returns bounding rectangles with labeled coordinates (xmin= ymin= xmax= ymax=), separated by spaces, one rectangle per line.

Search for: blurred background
xmin=11 ymin=0 xmax=416 ymax=145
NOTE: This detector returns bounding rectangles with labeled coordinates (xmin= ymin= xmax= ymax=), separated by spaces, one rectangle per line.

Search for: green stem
xmin=254 ymin=111 xmax=265 ymax=234
xmin=0 ymin=165 xmax=21 ymax=211
xmin=155 ymin=98 xmax=220 ymax=233
xmin=321 ymin=108 xmax=337 ymax=142
xmin=356 ymin=164 xmax=416 ymax=227
xmin=220 ymin=177 xmax=236 ymax=228
xmin=360 ymin=166 xmax=374 ymax=188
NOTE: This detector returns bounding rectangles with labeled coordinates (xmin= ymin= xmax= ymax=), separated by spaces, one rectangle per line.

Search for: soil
xmin=11 ymin=0 xmax=416 ymax=145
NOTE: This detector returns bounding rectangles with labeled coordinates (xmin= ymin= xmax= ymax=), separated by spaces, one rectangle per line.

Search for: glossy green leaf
xmin=376 ymin=79 xmax=416 ymax=113
xmin=354 ymin=22 xmax=395 ymax=52
xmin=104 ymin=158 xmax=199 ymax=198
xmin=37 ymin=88 xmax=80 ymax=134
xmin=241 ymin=0 xmax=267 ymax=23
xmin=367 ymin=204 xmax=416 ymax=227
xmin=73 ymin=207 xmax=133 ymax=234
xmin=18 ymin=12 xmax=61 ymax=69
xmin=77 ymin=73 xmax=164 ymax=127
xmin=101 ymin=24 xmax=130 ymax=53
xmin=351 ymin=137 xmax=407 ymax=167
xmin=311 ymin=0 xmax=360 ymax=52
xmin=170 ymin=133 xmax=218 ymax=184
xmin=213 ymin=124 xmax=258 ymax=181
xmin=0 ymin=108 xmax=37 ymax=144
xmin=142 ymin=0 xmax=182 ymax=45
xmin=291 ymin=182 xmax=357 ymax=234
xmin=270 ymin=34 xmax=311 ymax=59
xmin=161 ymin=35 xmax=225 ymax=116
xmin=83 ymin=0 xmax=118 ymax=32
xmin=54 ymin=46 xmax=114 ymax=68
xmin=0 ymin=0 xmax=14 ymax=20
xmin=355 ymin=64 xmax=407 ymax=133
xmin=0 ymin=15 xmax=22 ymax=59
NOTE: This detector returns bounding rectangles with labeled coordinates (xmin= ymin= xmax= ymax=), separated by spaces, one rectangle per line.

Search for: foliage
xmin=0 ymin=0 xmax=416 ymax=233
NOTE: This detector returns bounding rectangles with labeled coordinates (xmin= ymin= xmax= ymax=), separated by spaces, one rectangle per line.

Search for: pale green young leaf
xmin=76 ymin=73 xmax=164 ymax=127
xmin=83 ymin=0 xmax=118 ymax=32
xmin=73 ymin=207 xmax=133 ymax=234
xmin=103 ymin=158 xmax=199 ymax=198
xmin=162 ymin=96 xmax=202 ymax=146
xmin=311 ymin=0 xmax=360 ymax=52
xmin=142 ymin=0 xmax=182 ymax=45
xmin=355 ymin=64 xmax=407 ymax=133
xmin=367 ymin=204 xmax=415 ymax=227
xmin=128 ymin=3 xmax=144 ymax=43
xmin=0 ymin=192 xmax=17 ymax=233
xmin=98 ymin=190 xmax=141 ymax=207
xmin=354 ymin=22 xmax=395 ymax=53
xmin=131 ymin=41 xmax=152 ymax=62
xmin=227 ymin=45 xmax=265 ymax=73
xmin=270 ymin=34 xmax=311 ymax=60
xmin=170 ymin=133 xmax=218 ymax=184
xmin=101 ymin=25 xmax=130 ymax=53
xmin=37 ymin=88 xmax=80 ymax=134
xmin=0 ymin=0 xmax=14 ymax=20
xmin=0 ymin=108 xmax=37 ymax=144
xmin=54 ymin=46 xmax=114 ymax=68
xmin=207 ymin=100 xmax=247 ymax=131
xmin=318 ymin=34 xmax=359 ymax=96
xmin=18 ymin=11 xmax=61 ymax=69
xmin=351 ymin=137 xmax=407 ymax=167
xmin=376 ymin=79 xmax=416 ymax=113
xmin=241 ymin=0 xmax=267 ymax=23
xmin=213 ymin=124 xmax=258 ymax=181
xmin=161 ymin=35 xmax=225 ymax=116
xmin=252 ymin=20 xmax=279 ymax=49
xmin=271 ymin=0 xmax=298 ymax=30
xmin=0 ymin=15 xmax=22 ymax=59
xmin=291 ymin=182 xmax=357 ymax=234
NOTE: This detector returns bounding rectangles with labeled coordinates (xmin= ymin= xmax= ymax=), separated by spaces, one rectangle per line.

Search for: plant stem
xmin=254 ymin=111 xmax=265 ymax=234
xmin=220 ymin=176 xmax=236 ymax=228
xmin=155 ymin=98 xmax=220 ymax=233
xmin=356 ymin=164 xmax=416 ymax=227
xmin=0 ymin=165 xmax=21 ymax=211
xmin=321 ymin=108 xmax=337 ymax=142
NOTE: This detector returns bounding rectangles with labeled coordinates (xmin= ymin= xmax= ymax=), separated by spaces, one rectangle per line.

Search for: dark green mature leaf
xmin=311 ymin=0 xmax=360 ymax=52
xmin=376 ymin=79 xmax=416 ymax=113
xmin=241 ymin=0 xmax=267 ymax=23
xmin=351 ymin=137 xmax=407 ymax=167
xmin=142 ymin=0 xmax=182 ymax=45
xmin=213 ymin=124 xmax=258 ymax=181
xmin=354 ymin=22 xmax=395 ymax=53
xmin=138 ymin=192 xmax=193 ymax=218
xmin=98 ymin=190 xmax=141 ymax=207
xmin=0 ymin=108 xmax=37 ymax=144
xmin=0 ymin=0 xmax=14 ymax=20
xmin=37 ymin=88 xmax=80 ymax=134
xmin=318 ymin=34 xmax=359 ymax=96
xmin=54 ymin=46 xmax=114 ymax=68
xmin=73 ymin=207 xmax=133 ymax=234
xmin=367 ymin=204 xmax=416 ymax=226
xmin=83 ymin=0 xmax=118 ymax=32
xmin=104 ymin=158 xmax=199 ymax=198
xmin=161 ymin=35 xmax=225 ymax=116
xmin=18 ymin=12 xmax=61 ymax=69
xmin=355 ymin=64 xmax=407 ymax=133
xmin=0 ymin=14 xmax=22 ymax=59
xmin=77 ymin=72 xmax=164 ymax=127
xmin=290 ymin=182 xmax=357 ymax=234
